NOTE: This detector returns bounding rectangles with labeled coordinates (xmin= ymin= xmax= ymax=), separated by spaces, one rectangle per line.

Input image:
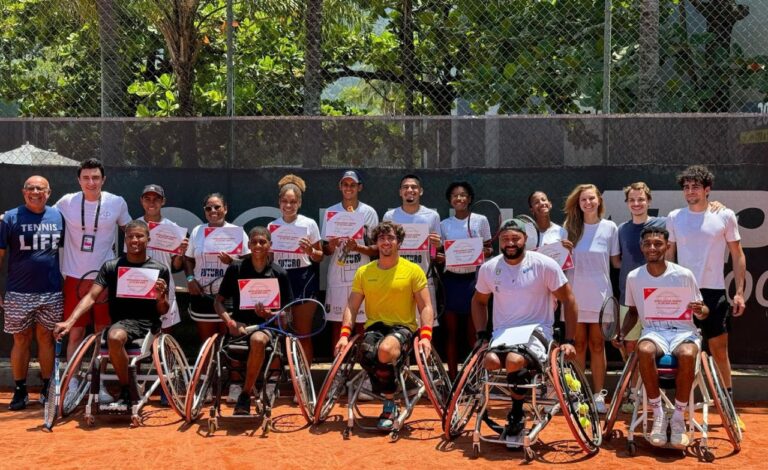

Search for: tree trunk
xmin=637 ymin=0 xmax=660 ymax=112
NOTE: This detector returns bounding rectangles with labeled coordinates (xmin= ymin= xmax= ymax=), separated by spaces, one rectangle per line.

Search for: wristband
xmin=420 ymin=325 xmax=433 ymax=340
xmin=186 ymin=275 xmax=195 ymax=283
xmin=562 ymin=338 xmax=575 ymax=346
xmin=340 ymin=326 xmax=352 ymax=338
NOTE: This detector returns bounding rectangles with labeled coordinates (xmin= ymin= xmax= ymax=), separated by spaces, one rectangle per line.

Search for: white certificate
xmin=116 ymin=267 xmax=160 ymax=299
xmin=643 ymin=287 xmax=694 ymax=321
xmin=147 ymin=222 xmax=186 ymax=254
xmin=536 ymin=242 xmax=574 ymax=270
xmin=490 ymin=324 xmax=538 ymax=349
xmin=203 ymin=226 xmax=244 ymax=254
xmin=444 ymin=238 xmax=484 ymax=268
xmin=268 ymin=223 xmax=307 ymax=253
xmin=238 ymin=278 xmax=281 ymax=310
xmin=400 ymin=223 xmax=429 ymax=251
xmin=325 ymin=210 xmax=365 ymax=240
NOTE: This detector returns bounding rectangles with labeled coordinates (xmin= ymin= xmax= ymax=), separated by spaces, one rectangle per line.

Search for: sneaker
xmin=593 ymin=389 xmax=608 ymax=414
xmin=234 ymin=393 xmax=251 ymax=416
xmin=159 ymin=388 xmax=169 ymax=407
xmin=64 ymin=377 xmax=80 ymax=407
xmin=106 ymin=388 xmax=131 ymax=412
xmin=99 ymin=385 xmax=115 ymax=404
xmin=669 ymin=418 xmax=689 ymax=449
xmin=650 ymin=413 xmax=668 ymax=447
xmin=9 ymin=387 xmax=29 ymax=411
xmin=377 ymin=399 xmax=398 ymax=431
xmin=503 ymin=417 xmax=525 ymax=440
xmin=621 ymin=400 xmax=635 ymax=414
xmin=39 ymin=380 xmax=51 ymax=405
xmin=227 ymin=383 xmax=242 ymax=404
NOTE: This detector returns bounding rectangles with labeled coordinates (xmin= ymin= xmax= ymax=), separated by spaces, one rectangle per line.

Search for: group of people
xmin=0 ymin=160 xmax=746 ymax=446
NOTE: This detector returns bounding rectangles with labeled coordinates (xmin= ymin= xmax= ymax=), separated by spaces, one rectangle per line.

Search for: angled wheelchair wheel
xmin=700 ymin=351 xmax=742 ymax=452
xmin=287 ymin=336 xmax=316 ymax=424
xmin=184 ymin=334 xmax=219 ymax=423
xmin=59 ymin=333 xmax=98 ymax=417
xmin=314 ymin=334 xmax=361 ymax=424
xmin=602 ymin=352 xmax=638 ymax=440
xmin=153 ymin=334 xmax=191 ymax=419
xmin=443 ymin=345 xmax=486 ymax=440
xmin=414 ymin=337 xmax=452 ymax=418
xmin=550 ymin=349 xmax=602 ymax=454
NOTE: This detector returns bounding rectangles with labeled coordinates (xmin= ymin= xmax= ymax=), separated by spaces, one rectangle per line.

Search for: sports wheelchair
xmin=442 ymin=331 xmax=602 ymax=462
xmin=602 ymin=350 xmax=742 ymax=461
xmin=313 ymin=334 xmax=452 ymax=441
xmin=58 ymin=329 xmax=189 ymax=426
xmin=183 ymin=328 xmax=315 ymax=436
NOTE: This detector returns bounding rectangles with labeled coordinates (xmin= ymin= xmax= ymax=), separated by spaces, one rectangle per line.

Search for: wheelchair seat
xmin=656 ymin=354 xmax=678 ymax=387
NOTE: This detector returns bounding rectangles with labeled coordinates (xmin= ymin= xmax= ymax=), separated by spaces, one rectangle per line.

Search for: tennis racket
xmin=469 ymin=199 xmax=502 ymax=250
xmin=42 ymin=340 xmax=62 ymax=431
xmin=76 ymin=270 xmax=108 ymax=304
xmin=240 ymin=298 xmax=327 ymax=339
xmin=599 ymin=296 xmax=620 ymax=341
xmin=426 ymin=261 xmax=446 ymax=321
xmin=514 ymin=214 xmax=540 ymax=244
xmin=198 ymin=276 xmax=224 ymax=301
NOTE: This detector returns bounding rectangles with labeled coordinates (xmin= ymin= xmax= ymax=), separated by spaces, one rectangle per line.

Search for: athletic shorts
xmin=619 ymin=305 xmax=642 ymax=341
xmin=363 ymin=322 xmax=415 ymax=361
xmin=286 ymin=265 xmax=320 ymax=299
xmin=108 ymin=319 xmax=154 ymax=347
xmin=325 ymin=284 xmax=365 ymax=323
xmin=63 ymin=276 xmax=110 ymax=328
xmin=442 ymin=271 xmax=476 ymax=314
xmin=577 ymin=309 xmax=599 ymax=324
xmin=639 ymin=327 xmax=701 ymax=356
xmin=2 ymin=291 xmax=63 ymax=334
xmin=188 ymin=295 xmax=221 ymax=323
xmin=697 ymin=289 xmax=731 ymax=340
xmin=488 ymin=327 xmax=549 ymax=371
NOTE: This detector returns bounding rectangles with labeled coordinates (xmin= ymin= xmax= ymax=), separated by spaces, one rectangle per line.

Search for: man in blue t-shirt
xmin=0 ymin=175 xmax=64 ymax=410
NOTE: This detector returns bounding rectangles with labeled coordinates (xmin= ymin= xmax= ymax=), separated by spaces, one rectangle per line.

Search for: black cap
xmin=141 ymin=184 xmax=165 ymax=199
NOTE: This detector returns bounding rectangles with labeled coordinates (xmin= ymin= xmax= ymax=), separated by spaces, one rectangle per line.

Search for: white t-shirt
xmin=440 ymin=214 xmax=491 ymax=273
xmin=142 ymin=217 xmax=184 ymax=323
xmin=625 ymin=261 xmax=702 ymax=332
xmin=667 ymin=207 xmax=740 ymax=289
xmin=566 ymin=219 xmax=620 ymax=314
xmin=185 ymin=222 xmax=249 ymax=286
xmin=55 ymin=191 xmax=132 ymax=278
xmin=525 ymin=222 xmax=568 ymax=250
xmin=383 ymin=206 xmax=441 ymax=273
xmin=322 ymin=201 xmax=379 ymax=287
xmin=475 ymin=251 xmax=567 ymax=337
xmin=269 ymin=214 xmax=321 ymax=270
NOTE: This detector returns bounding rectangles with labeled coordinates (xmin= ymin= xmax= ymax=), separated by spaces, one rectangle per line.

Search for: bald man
xmin=0 ymin=176 xmax=65 ymax=410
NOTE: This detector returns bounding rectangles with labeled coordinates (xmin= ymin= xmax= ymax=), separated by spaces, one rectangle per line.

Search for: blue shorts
xmin=286 ymin=265 xmax=319 ymax=299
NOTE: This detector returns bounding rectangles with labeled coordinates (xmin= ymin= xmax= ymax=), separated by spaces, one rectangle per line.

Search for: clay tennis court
xmin=1 ymin=390 xmax=763 ymax=470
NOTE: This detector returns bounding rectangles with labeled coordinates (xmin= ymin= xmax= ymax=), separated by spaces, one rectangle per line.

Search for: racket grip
xmin=429 ymin=242 xmax=437 ymax=259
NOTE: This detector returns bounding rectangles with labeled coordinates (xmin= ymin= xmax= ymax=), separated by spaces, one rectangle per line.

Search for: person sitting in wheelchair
xmin=214 ymin=226 xmax=293 ymax=416
xmin=54 ymin=220 xmax=170 ymax=409
xmin=472 ymin=218 xmax=578 ymax=441
xmin=614 ymin=227 xmax=707 ymax=449
xmin=334 ymin=221 xmax=434 ymax=431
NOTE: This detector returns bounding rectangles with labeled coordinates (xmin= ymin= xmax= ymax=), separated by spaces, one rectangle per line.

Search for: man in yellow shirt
xmin=334 ymin=221 xmax=434 ymax=430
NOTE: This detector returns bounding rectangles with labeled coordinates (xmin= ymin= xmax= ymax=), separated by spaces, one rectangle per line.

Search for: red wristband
xmin=420 ymin=326 xmax=433 ymax=340
xmin=340 ymin=326 xmax=352 ymax=338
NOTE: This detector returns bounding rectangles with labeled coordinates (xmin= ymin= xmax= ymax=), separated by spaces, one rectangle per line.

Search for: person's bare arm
xmin=728 ymin=240 xmax=747 ymax=316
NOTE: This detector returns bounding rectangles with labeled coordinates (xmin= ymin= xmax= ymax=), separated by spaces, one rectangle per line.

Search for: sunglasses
xmin=204 ymin=205 xmax=224 ymax=212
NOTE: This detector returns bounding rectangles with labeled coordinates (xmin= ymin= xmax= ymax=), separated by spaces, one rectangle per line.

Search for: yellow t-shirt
xmin=352 ymin=258 xmax=427 ymax=332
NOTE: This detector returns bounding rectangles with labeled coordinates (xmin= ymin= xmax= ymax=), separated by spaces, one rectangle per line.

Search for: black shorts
xmin=697 ymin=289 xmax=731 ymax=340
xmin=286 ymin=265 xmax=320 ymax=299
xmin=108 ymin=319 xmax=154 ymax=346
xmin=363 ymin=322 xmax=414 ymax=362
xmin=442 ymin=271 xmax=476 ymax=314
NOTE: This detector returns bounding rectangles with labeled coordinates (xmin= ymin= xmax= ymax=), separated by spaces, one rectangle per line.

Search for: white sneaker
xmin=650 ymin=413 xmax=668 ymax=447
xmin=669 ymin=418 xmax=689 ymax=449
xmin=227 ymin=384 xmax=242 ymax=404
xmin=593 ymin=389 xmax=608 ymax=414
xmin=64 ymin=377 xmax=81 ymax=407
xmin=99 ymin=385 xmax=114 ymax=404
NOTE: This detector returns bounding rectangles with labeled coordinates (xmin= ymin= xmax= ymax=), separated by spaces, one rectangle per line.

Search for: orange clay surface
xmin=0 ymin=391 xmax=764 ymax=470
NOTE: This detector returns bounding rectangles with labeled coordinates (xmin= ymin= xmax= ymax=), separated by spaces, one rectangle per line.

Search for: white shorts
xmin=489 ymin=327 xmax=551 ymax=368
xmin=639 ymin=327 xmax=701 ymax=356
xmin=577 ymin=308 xmax=599 ymax=324
xmin=325 ymin=284 xmax=366 ymax=323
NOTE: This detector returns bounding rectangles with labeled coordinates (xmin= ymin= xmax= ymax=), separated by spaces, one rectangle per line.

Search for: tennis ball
xmin=579 ymin=416 xmax=591 ymax=430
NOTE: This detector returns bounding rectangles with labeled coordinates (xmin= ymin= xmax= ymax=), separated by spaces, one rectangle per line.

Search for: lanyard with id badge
xmin=80 ymin=193 xmax=102 ymax=253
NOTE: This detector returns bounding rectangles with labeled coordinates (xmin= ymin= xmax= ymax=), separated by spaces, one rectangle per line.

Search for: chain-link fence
xmin=2 ymin=0 xmax=766 ymax=119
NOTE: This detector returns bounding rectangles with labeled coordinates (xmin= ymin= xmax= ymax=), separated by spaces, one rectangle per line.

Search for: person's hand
xmin=687 ymin=300 xmax=707 ymax=320
xmin=341 ymin=238 xmax=357 ymax=253
xmin=176 ymin=238 xmax=189 ymax=255
xmin=709 ymin=200 xmax=725 ymax=213
xmin=428 ymin=233 xmax=442 ymax=250
xmin=254 ymin=302 xmax=275 ymax=320
xmin=327 ymin=237 xmax=341 ymax=251
xmin=53 ymin=320 xmax=73 ymax=341
xmin=732 ymin=294 xmax=746 ymax=317
xmin=610 ymin=336 xmax=624 ymax=350
xmin=419 ymin=337 xmax=432 ymax=357
xmin=218 ymin=251 xmax=234 ymax=264
xmin=187 ymin=278 xmax=201 ymax=296
xmin=560 ymin=343 xmax=576 ymax=359
xmin=299 ymin=237 xmax=314 ymax=256
xmin=560 ymin=239 xmax=574 ymax=251
xmin=334 ymin=336 xmax=349 ymax=357
xmin=153 ymin=278 xmax=168 ymax=301
xmin=226 ymin=319 xmax=245 ymax=337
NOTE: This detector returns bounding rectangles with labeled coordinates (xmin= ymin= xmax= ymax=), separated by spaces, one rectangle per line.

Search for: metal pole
xmin=226 ymin=0 xmax=235 ymax=117
xmin=602 ymin=0 xmax=612 ymax=114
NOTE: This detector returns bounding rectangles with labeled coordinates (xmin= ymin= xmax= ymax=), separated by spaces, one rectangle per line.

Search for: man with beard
xmin=472 ymin=218 xmax=578 ymax=442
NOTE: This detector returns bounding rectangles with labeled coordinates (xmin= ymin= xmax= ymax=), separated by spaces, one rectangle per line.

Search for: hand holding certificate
xmin=444 ymin=238 xmax=484 ymax=268
xmin=148 ymin=222 xmax=187 ymax=254
xmin=116 ymin=267 xmax=161 ymax=299
xmin=203 ymin=226 xmax=244 ymax=254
